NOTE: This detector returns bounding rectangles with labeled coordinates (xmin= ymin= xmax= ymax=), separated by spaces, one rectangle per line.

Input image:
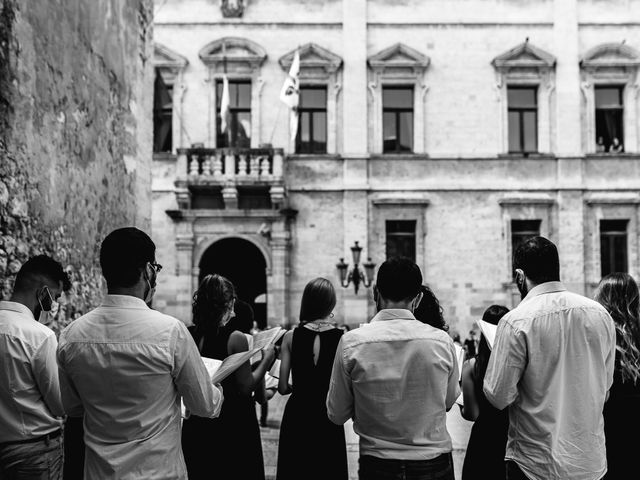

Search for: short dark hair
xmin=14 ymin=255 xmax=71 ymax=292
xmin=376 ymin=257 xmax=422 ymax=302
xmin=513 ymin=236 xmax=560 ymax=284
xmin=482 ymin=304 xmax=510 ymax=326
xmin=299 ymin=278 xmax=336 ymax=323
xmin=100 ymin=228 xmax=156 ymax=288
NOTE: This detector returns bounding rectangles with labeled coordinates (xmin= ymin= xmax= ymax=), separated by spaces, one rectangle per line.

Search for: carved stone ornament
xmin=221 ymin=0 xmax=245 ymax=18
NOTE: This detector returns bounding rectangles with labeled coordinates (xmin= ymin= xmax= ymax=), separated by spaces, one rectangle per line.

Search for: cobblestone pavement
xmin=259 ymin=393 xmax=472 ymax=479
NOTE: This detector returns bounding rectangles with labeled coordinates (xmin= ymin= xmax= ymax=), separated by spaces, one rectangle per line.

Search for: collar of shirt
xmin=0 ymin=300 xmax=35 ymax=320
xmin=370 ymin=309 xmax=416 ymax=322
xmin=101 ymin=294 xmax=150 ymax=310
xmin=521 ymin=281 xmax=566 ymax=305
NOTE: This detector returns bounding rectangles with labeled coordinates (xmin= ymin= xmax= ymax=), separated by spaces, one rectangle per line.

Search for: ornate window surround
xmin=579 ymin=43 xmax=640 ymax=154
xmin=492 ymin=41 xmax=556 ymax=155
xmin=367 ymin=43 xmax=430 ymax=155
xmin=584 ymin=193 xmax=640 ymax=296
xmin=153 ymin=43 xmax=189 ymax=154
xmin=279 ymin=43 xmax=343 ymax=154
xmin=199 ymin=37 xmax=267 ymax=148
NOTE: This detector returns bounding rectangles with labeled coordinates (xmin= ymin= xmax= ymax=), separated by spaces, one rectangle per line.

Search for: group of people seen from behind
xmin=1 ymin=228 xmax=638 ymax=480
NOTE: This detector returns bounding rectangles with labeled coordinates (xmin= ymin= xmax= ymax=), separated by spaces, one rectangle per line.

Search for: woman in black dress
xmin=460 ymin=305 xmax=510 ymax=480
xmin=182 ymin=274 xmax=276 ymax=480
xmin=276 ymin=278 xmax=348 ymax=480
xmin=595 ymin=273 xmax=640 ymax=480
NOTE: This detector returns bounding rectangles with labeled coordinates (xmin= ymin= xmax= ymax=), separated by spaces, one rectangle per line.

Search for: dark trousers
xmin=359 ymin=453 xmax=454 ymax=480
xmin=0 ymin=435 xmax=63 ymax=480
xmin=506 ymin=461 xmax=530 ymax=480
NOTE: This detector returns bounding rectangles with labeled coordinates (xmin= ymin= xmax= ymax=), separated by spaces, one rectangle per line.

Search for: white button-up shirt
xmin=57 ymin=295 xmax=223 ymax=480
xmin=0 ymin=301 xmax=64 ymax=442
xmin=327 ymin=309 xmax=460 ymax=460
xmin=484 ymin=282 xmax=616 ymax=480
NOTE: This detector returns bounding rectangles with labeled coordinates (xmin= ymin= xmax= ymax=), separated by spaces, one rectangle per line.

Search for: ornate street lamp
xmin=336 ymin=241 xmax=376 ymax=294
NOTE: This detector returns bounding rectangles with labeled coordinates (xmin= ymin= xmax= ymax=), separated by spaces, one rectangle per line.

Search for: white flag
xmin=220 ymin=75 xmax=231 ymax=133
xmin=280 ymin=50 xmax=300 ymax=141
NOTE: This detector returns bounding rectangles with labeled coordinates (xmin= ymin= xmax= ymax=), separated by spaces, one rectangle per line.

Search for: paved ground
xmin=259 ymin=393 xmax=472 ymax=479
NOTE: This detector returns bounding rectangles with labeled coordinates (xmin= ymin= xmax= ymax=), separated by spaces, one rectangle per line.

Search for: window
xmin=296 ymin=87 xmax=327 ymax=154
xmin=216 ymin=80 xmax=251 ymax=148
xmin=511 ymin=219 xmax=541 ymax=276
xmin=386 ymin=220 xmax=416 ymax=261
xmin=153 ymin=69 xmax=173 ymax=153
xmin=508 ymin=87 xmax=537 ymax=153
xmin=595 ymin=86 xmax=624 ymax=153
xmin=383 ymin=87 xmax=413 ymax=153
xmin=600 ymin=219 xmax=628 ymax=276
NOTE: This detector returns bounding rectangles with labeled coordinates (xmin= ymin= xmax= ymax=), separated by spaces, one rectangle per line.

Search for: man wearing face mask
xmin=57 ymin=227 xmax=223 ymax=480
xmin=327 ymin=257 xmax=460 ymax=480
xmin=484 ymin=236 xmax=616 ymax=480
xmin=0 ymin=255 xmax=71 ymax=479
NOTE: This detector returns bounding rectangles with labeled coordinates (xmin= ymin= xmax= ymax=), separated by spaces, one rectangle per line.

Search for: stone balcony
xmin=174 ymin=147 xmax=285 ymax=210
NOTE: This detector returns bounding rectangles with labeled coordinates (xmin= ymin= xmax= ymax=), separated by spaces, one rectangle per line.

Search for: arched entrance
xmin=199 ymin=238 xmax=268 ymax=328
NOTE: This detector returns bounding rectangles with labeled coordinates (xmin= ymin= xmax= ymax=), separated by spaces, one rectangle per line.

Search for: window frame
xmin=153 ymin=68 xmax=174 ymax=153
xmin=382 ymin=86 xmax=415 ymax=154
xmin=507 ymin=86 xmax=538 ymax=154
xmin=510 ymin=219 xmax=542 ymax=277
xmin=215 ymin=79 xmax=252 ymax=149
xmin=385 ymin=219 xmax=417 ymax=261
xmin=296 ymin=86 xmax=328 ymax=154
xmin=600 ymin=219 xmax=629 ymax=276
xmin=594 ymin=85 xmax=625 ymax=153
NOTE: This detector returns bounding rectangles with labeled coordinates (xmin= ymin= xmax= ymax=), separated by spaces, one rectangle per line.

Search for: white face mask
xmin=38 ymin=287 xmax=59 ymax=326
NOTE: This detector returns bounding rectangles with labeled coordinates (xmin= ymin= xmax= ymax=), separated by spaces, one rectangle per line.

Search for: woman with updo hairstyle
xmin=182 ymin=274 xmax=276 ymax=480
xmin=275 ymin=278 xmax=348 ymax=480
xmin=594 ymin=273 xmax=640 ymax=480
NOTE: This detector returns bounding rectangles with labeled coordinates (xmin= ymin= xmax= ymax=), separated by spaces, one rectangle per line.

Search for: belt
xmin=0 ymin=429 xmax=62 ymax=447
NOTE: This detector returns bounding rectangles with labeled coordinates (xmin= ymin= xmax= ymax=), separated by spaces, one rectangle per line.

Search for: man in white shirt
xmin=0 ymin=255 xmax=70 ymax=479
xmin=58 ymin=227 xmax=223 ymax=480
xmin=484 ymin=236 xmax=616 ymax=480
xmin=327 ymin=257 xmax=460 ymax=480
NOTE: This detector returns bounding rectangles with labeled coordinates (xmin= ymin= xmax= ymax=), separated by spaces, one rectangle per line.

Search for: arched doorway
xmin=199 ymin=238 xmax=268 ymax=328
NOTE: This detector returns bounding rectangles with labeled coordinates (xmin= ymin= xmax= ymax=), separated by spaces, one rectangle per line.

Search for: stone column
xmin=342 ymin=0 xmax=371 ymax=325
xmin=268 ymin=221 xmax=290 ymax=327
xmin=553 ymin=0 xmax=585 ymax=293
xmin=175 ymin=220 xmax=195 ymax=323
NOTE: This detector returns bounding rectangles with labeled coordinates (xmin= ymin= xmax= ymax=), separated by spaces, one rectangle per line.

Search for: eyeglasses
xmin=149 ymin=262 xmax=163 ymax=273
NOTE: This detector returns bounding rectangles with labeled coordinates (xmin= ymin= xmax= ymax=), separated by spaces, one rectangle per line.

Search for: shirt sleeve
xmin=56 ymin=337 xmax=84 ymax=417
xmin=326 ymin=336 xmax=353 ymax=425
xmin=32 ymin=333 xmax=64 ymax=418
xmin=172 ymin=321 xmax=223 ymax=418
xmin=445 ymin=341 xmax=461 ymax=410
xmin=603 ymin=312 xmax=616 ymax=391
xmin=483 ymin=319 xmax=527 ymax=410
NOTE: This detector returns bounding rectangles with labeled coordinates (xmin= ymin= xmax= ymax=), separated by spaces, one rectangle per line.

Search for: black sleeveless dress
xmin=461 ymin=369 xmax=509 ymax=480
xmin=276 ymin=326 xmax=348 ymax=480
xmin=182 ymin=325 xmax=265 ymax=480
xmin=603 ymin=370 xmax=640 ymax=479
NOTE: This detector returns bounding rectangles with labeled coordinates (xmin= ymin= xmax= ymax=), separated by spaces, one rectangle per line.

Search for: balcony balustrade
xmin=174 ymin=147 xmax=285 ymax=210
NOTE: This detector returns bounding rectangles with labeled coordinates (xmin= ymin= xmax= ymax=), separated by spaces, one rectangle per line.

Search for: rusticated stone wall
xmin=0 ymin=0 xmax=153 ymax=332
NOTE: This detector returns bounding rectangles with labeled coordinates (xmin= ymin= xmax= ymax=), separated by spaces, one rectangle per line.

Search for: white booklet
xmin=454 ymin=343 xmax=465 ymax=382
xmin=477 ymin=319 xmax=498 ymax=350
xmin=252 ymin=327 xmax=286 ymax=351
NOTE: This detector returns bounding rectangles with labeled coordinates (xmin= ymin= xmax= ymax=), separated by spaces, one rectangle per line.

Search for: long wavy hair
xmin=413 ymin=285 xmax=449 ymax=332
xmin=474 ymin=305 xmax=510 ymax=384
xmin=595 ymin=273 xmax=640 ymax=384
xmin=192 ymin=274 xmax=236 ymax=336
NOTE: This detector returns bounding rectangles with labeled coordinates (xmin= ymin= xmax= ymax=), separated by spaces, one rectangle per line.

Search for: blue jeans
xmin=0 ymin=434 xmax=63 ymax=480
xmin=359 ymin=453 xmax=454 ymax=480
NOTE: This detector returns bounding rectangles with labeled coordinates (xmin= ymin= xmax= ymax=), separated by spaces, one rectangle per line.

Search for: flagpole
xmin=269 ymin=101 xmax=284 ymax=145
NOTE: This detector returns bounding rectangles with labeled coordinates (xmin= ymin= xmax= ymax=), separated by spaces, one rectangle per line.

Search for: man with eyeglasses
xmin=57 ymin=227 xmax=223 ymax=480
xmin=0 ymin=255 xmax=70 ymax=479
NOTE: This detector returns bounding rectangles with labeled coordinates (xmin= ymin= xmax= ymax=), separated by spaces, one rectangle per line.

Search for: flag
xmin=220 ymin=75 xmax=230 ymax=133
xmin=280 ymin=50 xmax=300 ymax=141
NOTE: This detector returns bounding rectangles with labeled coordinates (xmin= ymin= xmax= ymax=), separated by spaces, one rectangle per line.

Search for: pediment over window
xmin=199 ymin=37 xmax=267 ymax=73
xmin=279 ymin=43 xmax=343 ymax=78
xmin=368 ymin=43 xmax=430 ymax=75
xmin=153 ymin=43 xmax=188 ymax=69
xmin=492 ymin=41 xmax=556 ymax=70
xmin=581 ymin=43 xmax=640 ymax=69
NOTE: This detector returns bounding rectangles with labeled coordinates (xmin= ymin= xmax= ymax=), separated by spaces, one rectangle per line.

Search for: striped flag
xmin=280 ymin=50 xmax=300 ymax=141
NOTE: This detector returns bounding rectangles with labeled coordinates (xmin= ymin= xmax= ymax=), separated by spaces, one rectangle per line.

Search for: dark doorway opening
xmin=199 ymin=238 xmax=268 ymax=329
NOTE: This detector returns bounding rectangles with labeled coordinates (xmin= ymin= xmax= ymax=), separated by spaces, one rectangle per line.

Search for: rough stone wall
xmin=0 ymin=0 xmax=153 ymax=332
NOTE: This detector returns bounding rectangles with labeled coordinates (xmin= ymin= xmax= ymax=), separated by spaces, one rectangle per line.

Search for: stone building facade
xmin=152 ymin=0 xmax=640 ymax=334
xmin=0 ymin=0 xmax=154 ymax=331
